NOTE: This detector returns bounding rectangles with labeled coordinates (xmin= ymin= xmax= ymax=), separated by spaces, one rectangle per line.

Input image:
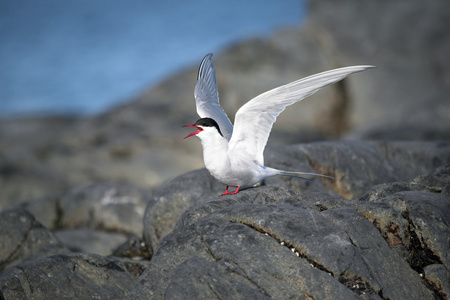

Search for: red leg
xmin=228 ymin=186 xmax=241 ymax=195
xmin=219 ymin=186 xmax=230 ymax=197
xmin=219 ymin=186 xmax=241 ymax=197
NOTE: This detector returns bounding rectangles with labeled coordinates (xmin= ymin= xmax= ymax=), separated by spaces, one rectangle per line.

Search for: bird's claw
xmin=219 ymin=186 xmax=240 ymax=197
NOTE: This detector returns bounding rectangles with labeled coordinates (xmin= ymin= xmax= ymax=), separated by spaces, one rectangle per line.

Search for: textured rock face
xmin=143 ymin=141 xmax=450 ymax=252
xmin=132 ymin=167 xmax=449 ymax=299
xmin=0 ymin=253 xmax=149 ymax=299
xmin=1 ymin=162 xmax=448 ymax=299
xmin=59 ymin=182 xmax=150 ymax=236
xmin=133 ymin=142 xmax=450 ymax=299
xmin=0 ymin=209 xmax=68 ymax=273
xmin=0 ymin=198 xmax=150 ymax=299
xmin=3 ymin=182 xmax=152 ymax=259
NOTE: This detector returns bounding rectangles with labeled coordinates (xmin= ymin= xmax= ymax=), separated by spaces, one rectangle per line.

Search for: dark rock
xmin=363 ymin=191 xmax=450 ymax=271
xmin=346 ymin=125 xmax=450 ymax=142
xmin=4 ymin=182 xmax=150 ymax=257
xmin=320 ymin=208 xmax=432 ymax=299
xmin=0 ymin=252 xmax=147 ymax=299
xmin=269 ymin=141 xmax=399 ymax=199
xmin=308 ymin=0 xmax=450 ymax=139
xmin=359 ymin=181 xmax=414 ymax=202
xmin=0 ymin=153 xmax=68 ymax=211
xmin=360 ymin=165 xmax=450 ymax=273
xmin=410 ymin=164 xmax=450 ymax=193
xmin=112 ymin=236 xmax=152 ymax=261
xmin=143 ymin=169 xmax=225 ymax=251
xmin=54 ymin=229 xmax=128 ymax=256
xmin=132 ymin=190 xmax=362 ymax=300
xmin=267 ymin=141 xmax=450 ymax=199
xmin=372 ymin=142 xmax=450 ymax=181
xmin=132 ymin=185 xmax=436 ymax=299
xmin=423 ymin=264 xmax=450 ymax=299
xmin=9 ymin=196 xmax=60 ymax=230
xmin=136 ymin=158 xmax=449 ymax=299
xmin=174 ymin=186 xmax=310 ymax=231
xmin=0 ymin=209 xmax=68 ymax=273
xmin=144 ymin=141 xmax=450 ymax=252
xmin=161 ymin=257 xmax=272 ymax=300
xmin=60 ymin=182 xmax=151 ymax=236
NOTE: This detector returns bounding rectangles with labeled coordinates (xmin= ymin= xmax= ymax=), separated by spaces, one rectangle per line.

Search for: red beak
xmin=183 ymin=124 xmax=203 ymax=139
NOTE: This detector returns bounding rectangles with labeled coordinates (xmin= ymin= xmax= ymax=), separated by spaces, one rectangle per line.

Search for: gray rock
xmin=0 ymin=153 xmax=68 ymax=211
xmin=162 ymin=257 xmax=272 ymax=300
xmin=174 ymin=186 xmax=309 ymax=231
xmin=9 ymin=196 xmax=60 ymax=230
xmin=371 ymin=142 xmax=450 ymax=181
xmin=54 ymin=229 xmax=128 ymax=256
xmin=132 ymin=185 xmax=437 ymax=299
xmin=0 ymin=252 xmax=147 ymax=299
xmin=3 ymin=182 xmax=149 ymax=259
xmin=345 ymin=125 xmax=450 ymax=142
xmin=320 ymin=208 xmax=432 ymax=299
xmin=268 ymin=141 xmax=398 ymax=199
xmin=308 ymin=0 xmax=450 ymax=137
xmin=143 ymin=169 xmax=228 ymax=252
xmin=411 ymin=164 xmax=450 ymax=193
xmin=423 ymin=264 xmax=450 ymax=299
xmin=358 ymin=161 xmax=450 ymax=202
xmin=60 ymin=182 xmax=151 ymax=236
xmin=132 ymin=188 xmax=362 ymax=300
xmin=360 ymin=165 xmax=450 ymax=271
xmin=136 ymin=159 xmax=449 ymax=299
xmin=0 ymin=209 xmax=68 ymax=273
xmin=144 ymin=141 xmax=450 ymax=252
xmin=112 ymin=236 xmax=152 ymax=261
xmin=363 ymin=191 xmax=450 ymax=271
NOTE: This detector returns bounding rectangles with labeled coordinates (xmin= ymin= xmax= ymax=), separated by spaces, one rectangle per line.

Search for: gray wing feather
xmin=194 ymin=53 xmax=233 ymax=140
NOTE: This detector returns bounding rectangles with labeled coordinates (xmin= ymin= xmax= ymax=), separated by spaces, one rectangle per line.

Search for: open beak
xmin=183 ymin=124 xmax=203 ymax=139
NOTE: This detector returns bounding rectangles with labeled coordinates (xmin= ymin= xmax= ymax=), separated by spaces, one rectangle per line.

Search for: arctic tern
xmin=184 ymin=53 xmax=374 ymax=196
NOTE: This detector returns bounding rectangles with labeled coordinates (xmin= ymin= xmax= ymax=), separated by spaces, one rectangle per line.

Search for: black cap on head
xmin=195 ymin=118 xmax=223 ymax=137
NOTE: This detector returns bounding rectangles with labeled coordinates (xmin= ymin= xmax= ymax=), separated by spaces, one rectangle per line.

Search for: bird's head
xmin=183 ymin=117 xmax=223 ymax=139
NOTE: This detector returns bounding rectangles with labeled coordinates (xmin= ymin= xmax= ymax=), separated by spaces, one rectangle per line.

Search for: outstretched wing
xmin=229 ymin=65 xmax=376 ymax=165
xmin=194 ymin=53 xmax=233 ymax=140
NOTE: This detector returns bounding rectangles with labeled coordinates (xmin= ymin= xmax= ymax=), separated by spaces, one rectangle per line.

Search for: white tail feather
xmin=279 ymin=170 xmax=333 ymax=182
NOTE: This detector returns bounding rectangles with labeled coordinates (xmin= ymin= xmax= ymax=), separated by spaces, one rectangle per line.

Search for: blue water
xmin=0 ymin=0 xmax=306 ymax=118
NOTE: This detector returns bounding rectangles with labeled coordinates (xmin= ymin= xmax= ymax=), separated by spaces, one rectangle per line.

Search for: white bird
xmin=184 ymin=53 xmax=374 ymax=196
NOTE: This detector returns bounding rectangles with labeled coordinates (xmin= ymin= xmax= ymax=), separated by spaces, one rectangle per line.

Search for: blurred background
xmin=0 ymin=0 xmax=305 ymax=118
xmin=0 ymin=0 xmax=449 ymax=208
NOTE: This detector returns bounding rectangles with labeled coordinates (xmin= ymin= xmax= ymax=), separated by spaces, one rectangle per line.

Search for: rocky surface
xmin=0 ymin=195 xmax=151 ymax=299
xmin=0 ymin=252 xmax=149 ymax=299
xmin=1 ymin=0 xmax=450 ymax=299
xmin=1 ymin=158 xmax=448 ymax=299
xmin=0 ymin=209 xmax=69 ymax=273
xmin=135 ymin=141 xmax=449 ymax=299
xmin=4 ymin=182 xmax=151 ymax=258
xmin=144 ymin=141 xmax=450 ymax=252
xmin=58 ymin=182 xmax=150 ymax=236
xmin=131 ymin=164 xmax=449 ymax=299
